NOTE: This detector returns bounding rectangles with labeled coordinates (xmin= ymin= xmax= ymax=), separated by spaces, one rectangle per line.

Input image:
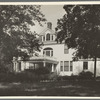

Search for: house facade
xmin=13 ymin=22 xmax=100 ymax=77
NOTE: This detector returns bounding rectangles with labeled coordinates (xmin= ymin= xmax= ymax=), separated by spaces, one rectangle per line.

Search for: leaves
xmin=56 ymin=5 xmax=100 ymax=59
xmin=0 ymin=5 xmax=46 ymax=67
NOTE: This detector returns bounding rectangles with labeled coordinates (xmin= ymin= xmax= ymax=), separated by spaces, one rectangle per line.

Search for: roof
xmin=39 ymin=28 xmax=55 ymax=36
xmin=26 ymin=56 xmax=58 ymax=64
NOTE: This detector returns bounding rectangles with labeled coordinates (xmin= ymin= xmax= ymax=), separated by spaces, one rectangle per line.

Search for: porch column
xmin=52 ymin=64 xmax=54 ymax=72
xmin=14 ymin=62 xmax=17 ymax=72
xmin=45 ymin=34 xmax=46 ymax=41
xmin=50 ymin=34 xmax=52 ymax=41
xmin=43 ymin=62 xmax=46 ymax=67
xmin=16 ymin=62 xmax=19 ymax=72
xmin=42 ymin=36 xmax=43 ymax=42
xmin=13 ymin=62 xmax=16 ymax=71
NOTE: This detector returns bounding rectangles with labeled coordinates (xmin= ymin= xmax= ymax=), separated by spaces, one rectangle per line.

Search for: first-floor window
xmin=64 ymin=61 xmax=69 ymax=71
xmin=70 ymin=61 xmax=73 ymax=71
xmin=60 ymin=61 xmax=63 ymax=71
xmin=64 ymin=44 xmax=69 ymax=54
xmin=54 ymin=65 xmax=56 ymax=71
xmin=19 ymin=62 xmax=21 ymax=71
xmin=83 ymin=62 xmax=88 ymax=70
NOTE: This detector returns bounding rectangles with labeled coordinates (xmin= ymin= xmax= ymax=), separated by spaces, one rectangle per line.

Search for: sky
xmin=31 ymin=5 xmax=66 ymax=34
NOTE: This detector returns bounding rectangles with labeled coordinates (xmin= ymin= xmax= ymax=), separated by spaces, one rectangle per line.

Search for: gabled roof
xmin=39 ymin=28 xmax=55 ymax=36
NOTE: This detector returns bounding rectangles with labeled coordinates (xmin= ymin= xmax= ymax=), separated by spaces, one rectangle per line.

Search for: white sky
xmin=31 ymin=5 xmax=66 ymax=34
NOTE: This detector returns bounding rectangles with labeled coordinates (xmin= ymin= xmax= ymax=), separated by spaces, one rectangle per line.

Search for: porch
xmin=13 ymin=56 xmax=58 ymax=73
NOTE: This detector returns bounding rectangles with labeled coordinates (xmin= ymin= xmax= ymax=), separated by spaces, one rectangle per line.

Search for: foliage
xmin=0 ymin=5 xmax=46 ymax=69
xmin=25 ymin=67 xmax=50 ymax=75
xmin=0 ymin=67 xmax=51 ymax=82
xmin=56 ymin=5 xmax=100 ymax=58
xmin=57 ymin=75 xmax=78 ymax=81
xmin=56 ymin=5 xmax=100 ymax=77
xmin=35 ymin=67 xmax=50 ymax=75
xmin=78 ymin=71 xmax=94 ymax=80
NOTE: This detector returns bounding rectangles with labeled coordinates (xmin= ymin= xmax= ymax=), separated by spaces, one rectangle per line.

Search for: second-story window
xmin=43 ymin=36 xmax=45 ymax=41
xmin=46 ymin=33 xmax=50 ymax=41
xmin=43 ymin=48 xmax=53 ymax=57
xmin=64 ymin=44 xmax=69 ymax=54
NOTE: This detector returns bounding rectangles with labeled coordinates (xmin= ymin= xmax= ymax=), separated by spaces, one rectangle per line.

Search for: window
xmin=54 ymin=64 xmax=56 ymax=71
xmin=43 ymin=48 xmax=53 ymax=57
xmin=52 ymin=35 xmax=53 ymax=40
xmin=43 ymin=51 xmax=45 ymax=55
xmin=64 ymin=61 xmax=69 ymax=71
xmin=64 ymin=44 xmax=69 ymax=54
xmin=60 ymin=61 xmax=63 ymax=71
xmin=46 ymin=33 xmax=50 ymax=41
xmin=83 ymin=62 xmax=88 ymax=70
xmin=46 ymin=51 xmax=50 ymax=56
xmin=51 ymin=50 xmax=53 ymax=56
xmin=29 ymin=63 xmax=34 ymax=69
xmin=70 ymin=61 xmax=73 ymax=71
xmin=43 ymin=36 xmax=45 ymax=41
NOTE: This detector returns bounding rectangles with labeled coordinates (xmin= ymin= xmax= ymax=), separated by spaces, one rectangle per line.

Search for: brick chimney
xmin=47 ymin=22 xmax=52 ymax=29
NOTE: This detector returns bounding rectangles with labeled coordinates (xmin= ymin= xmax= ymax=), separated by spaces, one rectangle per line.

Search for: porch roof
xmin=25 ymin=56 xmax=58 ymax=64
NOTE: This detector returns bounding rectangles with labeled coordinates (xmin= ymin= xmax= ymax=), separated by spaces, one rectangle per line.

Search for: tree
xmin=56 ymin=5 xmax=100 ymax=78
xmin=0 ymin=5 xmax=46 ymax=69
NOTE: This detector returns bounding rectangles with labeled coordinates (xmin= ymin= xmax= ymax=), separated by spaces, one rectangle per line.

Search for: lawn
xmin=0 ymin=80 xmax=100 ymax=96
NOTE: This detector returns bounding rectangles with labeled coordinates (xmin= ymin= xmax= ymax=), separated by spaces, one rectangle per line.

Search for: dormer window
xmin=46 ymin=33 xmax=50 ymax=41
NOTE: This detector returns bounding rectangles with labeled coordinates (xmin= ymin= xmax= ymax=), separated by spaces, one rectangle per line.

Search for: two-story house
xmin=13 ymin=22 xmax=100 ymax=77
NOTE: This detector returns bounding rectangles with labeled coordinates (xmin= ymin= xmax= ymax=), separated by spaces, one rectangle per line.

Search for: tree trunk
xmin=94 ymin=57 xmax=97 ymax=78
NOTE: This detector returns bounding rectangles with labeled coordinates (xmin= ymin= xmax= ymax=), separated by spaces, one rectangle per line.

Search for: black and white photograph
xmin=0 ymin=2 xmax=100 ymax=97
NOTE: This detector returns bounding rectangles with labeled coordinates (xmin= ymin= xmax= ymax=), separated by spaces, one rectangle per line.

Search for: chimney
xmin=47 ymin=22 xmax=52 ymax=29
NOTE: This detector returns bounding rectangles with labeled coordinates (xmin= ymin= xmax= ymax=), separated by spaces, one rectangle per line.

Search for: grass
xmin=0 ymin=80 xmax=100 ymax=96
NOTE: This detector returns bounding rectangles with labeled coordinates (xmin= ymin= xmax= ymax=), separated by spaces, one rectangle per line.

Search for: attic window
xmin=46 ymin=33 xmax=50 ymax=41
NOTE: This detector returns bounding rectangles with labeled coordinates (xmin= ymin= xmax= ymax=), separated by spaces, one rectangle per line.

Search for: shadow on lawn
xmin=0 ymin=81 xmax=100 ymax=96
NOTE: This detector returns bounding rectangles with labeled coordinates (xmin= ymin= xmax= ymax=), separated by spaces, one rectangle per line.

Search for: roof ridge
xmin=39 ymin=28 xmax=55 ymax=35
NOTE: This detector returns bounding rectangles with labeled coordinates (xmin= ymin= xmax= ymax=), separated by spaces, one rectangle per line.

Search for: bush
xmin=48 ymin=72 xmax=58 ymax=81
xmin=24 ymin=67 xmax=51 ymax=81
xmin=0 ymin=72 xmax=16 ymax=82
xmin=0 ymin=67 xmax=51 ymax=82
xmin=57 ymin=75 xmax=78 ymax=81
xmin=0 ymin=72 xmax=41 ymax=82
xmin=78 ymin=71 xmax=94 ymax=80
xmin=35 ymin=67 xmax=50 ymax=75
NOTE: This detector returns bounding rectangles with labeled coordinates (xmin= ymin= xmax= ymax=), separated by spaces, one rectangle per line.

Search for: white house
xmin=13 ymin=22 xmax=100 ymax=77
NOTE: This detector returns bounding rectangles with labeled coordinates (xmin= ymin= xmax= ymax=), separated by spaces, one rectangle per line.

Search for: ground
xmin=0 ymin=81 xmax=100 ymax=96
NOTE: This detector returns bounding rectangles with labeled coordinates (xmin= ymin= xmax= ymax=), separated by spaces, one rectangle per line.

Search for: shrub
xmin=78 ymin=71 xmax=94 ymax=80
xmin=48 ymin=72 xmax=58 ymax=81
xmin=35 ymin=67 xmax=50 ymax=75
xmin=16 ymin=72 xmax=39 ymax=82
xmin=0 ymin=67 xmax=57 ymax=82
xmin=57 ymin=75 xmax=78 ymax=81
xmin=0 ymin=72 xmax=16 ymax=82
